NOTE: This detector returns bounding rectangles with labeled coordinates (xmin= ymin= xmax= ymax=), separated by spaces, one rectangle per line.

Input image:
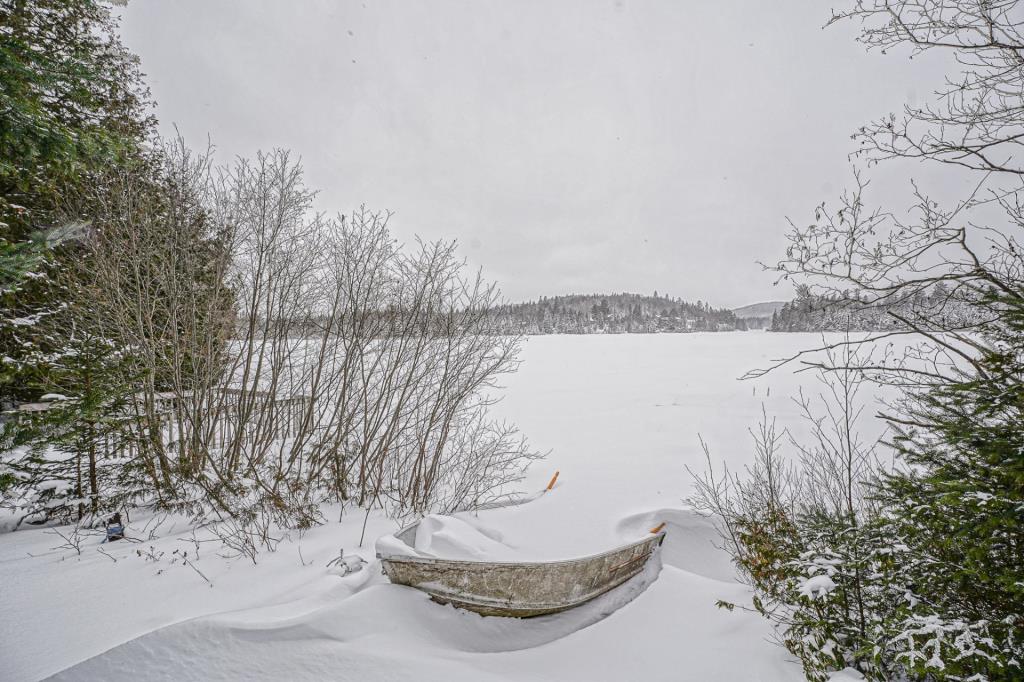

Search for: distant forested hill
xmin=769 ymin=285 xmax=986 ymax=332
xmin=732 ymin=301 xmax=787 ymax=329
xmin=492 ymin=293 xmax=744 ymax=334
xmin=732 ymin=301 xmax=787 ymax=318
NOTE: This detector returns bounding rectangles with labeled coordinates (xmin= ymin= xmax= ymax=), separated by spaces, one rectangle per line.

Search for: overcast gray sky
xmin=119 ymin=0 xmax=948 ymax=308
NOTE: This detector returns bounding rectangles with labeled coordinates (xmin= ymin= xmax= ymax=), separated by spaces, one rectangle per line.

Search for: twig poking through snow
xmin=181 ymin=555 xmax=213 ymax=587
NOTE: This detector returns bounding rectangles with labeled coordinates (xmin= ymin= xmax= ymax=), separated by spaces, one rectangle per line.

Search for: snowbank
xmin=412 ymin=514 xmax=520 ymax=561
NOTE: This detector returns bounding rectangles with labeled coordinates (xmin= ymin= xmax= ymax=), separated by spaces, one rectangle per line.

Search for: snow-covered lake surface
xmin=2 ymin=333 xmax=896 ymax=681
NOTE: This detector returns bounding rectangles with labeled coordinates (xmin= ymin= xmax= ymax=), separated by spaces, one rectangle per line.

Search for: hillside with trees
xmin=732 ymin=301 xmax=787 ymax=329
xmin=493 ymin=292 xmax=745 ymax=334
xmin=769 ymin=284 xmax=985 ymax=332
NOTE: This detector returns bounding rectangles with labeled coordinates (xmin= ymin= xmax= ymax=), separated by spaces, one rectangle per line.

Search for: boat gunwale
xmin=376 ymin=523 xmax=666 ymax=568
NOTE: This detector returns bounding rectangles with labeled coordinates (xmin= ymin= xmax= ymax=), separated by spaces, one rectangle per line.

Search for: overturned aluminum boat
xmin=377 ymin=520 xmax=666 ymax=618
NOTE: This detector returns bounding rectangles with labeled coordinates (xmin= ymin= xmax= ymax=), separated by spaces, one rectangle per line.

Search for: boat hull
xmin=378 ymin=527 xmax=666 ymax=617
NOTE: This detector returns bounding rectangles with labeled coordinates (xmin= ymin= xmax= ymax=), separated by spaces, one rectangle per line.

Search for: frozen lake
xmin=499 ymin=331 xmax=892 ymax=500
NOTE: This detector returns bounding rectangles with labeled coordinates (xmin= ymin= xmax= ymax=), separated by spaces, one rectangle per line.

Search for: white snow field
xmin=1 ymin=333 xmax=897 ymax=681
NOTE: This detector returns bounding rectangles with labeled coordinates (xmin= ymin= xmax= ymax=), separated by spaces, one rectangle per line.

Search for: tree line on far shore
xmin=768 ymin=284 xmax=986 ymax=333
xmin=492 ymin=292 xmax=746 ymax=334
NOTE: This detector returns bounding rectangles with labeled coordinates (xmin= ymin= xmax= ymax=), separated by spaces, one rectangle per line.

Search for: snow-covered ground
xmin=2 ymin=332 xmax=896 ymax=681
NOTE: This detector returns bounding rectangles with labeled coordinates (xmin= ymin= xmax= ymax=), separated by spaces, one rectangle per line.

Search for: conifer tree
xmin=1 ymin=0 xmax=153 ymax=402
xmin=874 ymin=288 xmax=1024 ymax=679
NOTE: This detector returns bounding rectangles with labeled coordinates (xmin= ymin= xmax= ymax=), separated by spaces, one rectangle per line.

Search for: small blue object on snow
xmin=105 ymin=525 xmax=125 ymax=542
xmin=105 ymin=513 xmax=125 ymax=542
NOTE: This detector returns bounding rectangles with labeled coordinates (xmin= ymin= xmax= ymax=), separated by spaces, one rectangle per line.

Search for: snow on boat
xmin=377 ymin=518 xmax=667 ymax=618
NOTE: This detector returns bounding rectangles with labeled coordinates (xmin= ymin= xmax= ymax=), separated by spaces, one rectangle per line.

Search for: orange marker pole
xmin=649 ymin=522 xmax=666 ymax=534
xmin=546 ymin=470 xmax=560 ymax=491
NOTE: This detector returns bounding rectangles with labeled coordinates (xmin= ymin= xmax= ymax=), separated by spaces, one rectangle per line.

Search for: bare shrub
xmin=63 ymin=141 xmax=540 ymax=540
xmin=688 ymin=344 xmax=890 ymax=680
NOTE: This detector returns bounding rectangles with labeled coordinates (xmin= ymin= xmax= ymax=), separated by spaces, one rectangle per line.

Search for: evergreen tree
xmin=874 ymin=288 xmax=1024 ymax=679
xmin=0 ymin=0 xmax=153 ymax=402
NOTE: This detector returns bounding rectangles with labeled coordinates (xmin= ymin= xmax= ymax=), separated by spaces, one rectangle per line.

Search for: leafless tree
xmin=790 ymin=345 xmax=883 ymax=520
xmin=731 ymin=5 xmax=1024 ymax=677
xmin=832 ymin=0 xmax=1024 ymax=177
xmin=70 ymin=140 xmax=539 ymax=545
xmin=689 ymin=344 xmax=885 ymax=676
xmin=755 ymin=0 xmax=1024 ymax=384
